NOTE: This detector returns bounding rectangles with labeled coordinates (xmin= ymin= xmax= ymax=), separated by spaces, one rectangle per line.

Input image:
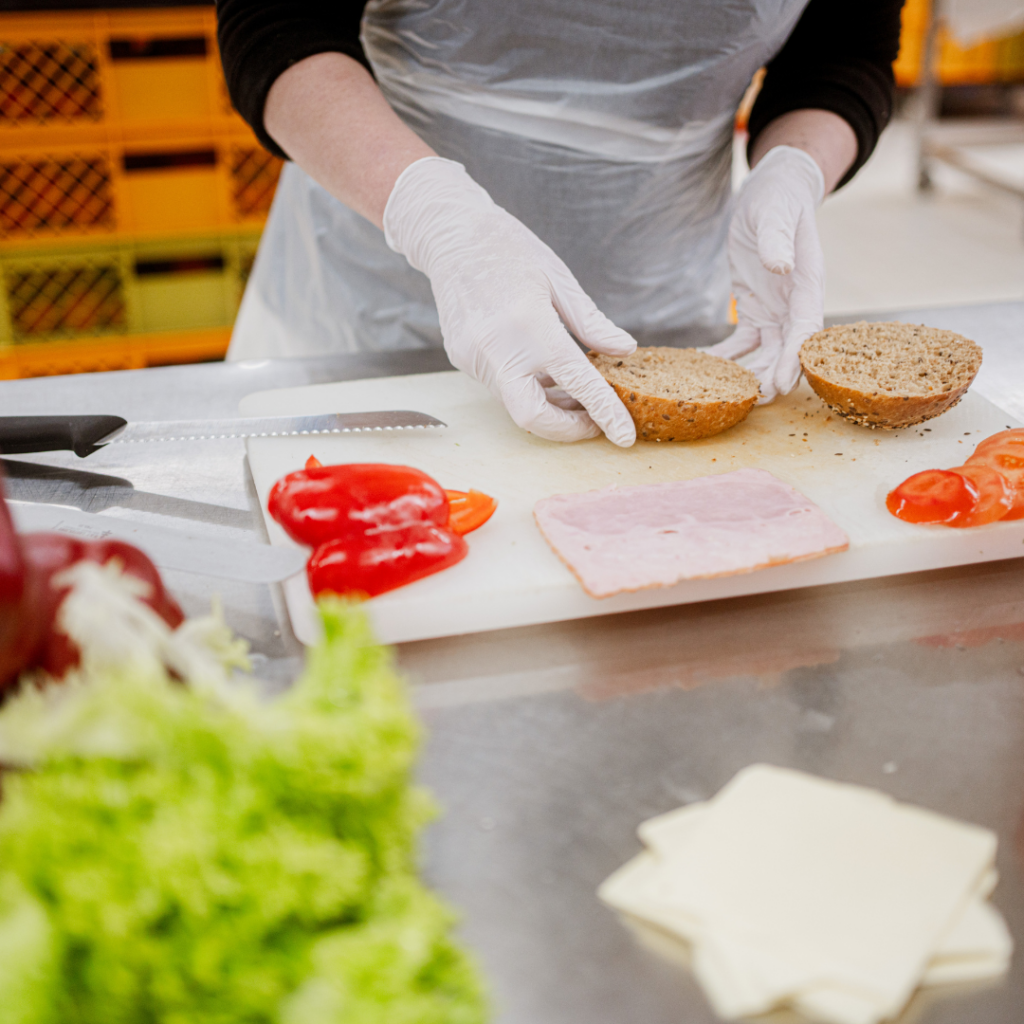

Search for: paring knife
xmin=8 ymin=501 xmax=308 ymax=584
xmin=0 ymin=411 xmax=446 ymax=458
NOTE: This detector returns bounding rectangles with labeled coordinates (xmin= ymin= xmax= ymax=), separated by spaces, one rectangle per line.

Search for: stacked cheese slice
xmin=599 ymin=765 xmax=1012 ymax=1024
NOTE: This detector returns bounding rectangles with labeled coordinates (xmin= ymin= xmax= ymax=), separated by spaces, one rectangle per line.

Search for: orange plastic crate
xmin=1 ymin=135 xmax=281 ymax=243
xmin=0 ymin=9 xmax=273 ymax=375
xmin=0 ymin=7 xmax=239 ymax=142
xmin=0 ymin=326 xmax=232 ymax=379
xmin=895 ymin=0 xmax=1024 ymax=87
xmin=1 ymin=8 xmax=282 ymax=244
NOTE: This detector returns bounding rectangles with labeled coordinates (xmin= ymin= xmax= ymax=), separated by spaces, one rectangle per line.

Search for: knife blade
xmin=8 ymin=502 xmax=308 ymax=584
xmin=0 ymin=411 xmax=446 ymax=458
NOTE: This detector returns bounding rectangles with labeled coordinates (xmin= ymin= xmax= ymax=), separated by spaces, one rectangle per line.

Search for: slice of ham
xmin=533 ymin=468 xmax=849 ymax=599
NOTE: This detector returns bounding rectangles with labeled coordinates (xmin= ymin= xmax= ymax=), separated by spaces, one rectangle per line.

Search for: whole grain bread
xmin=799 ymin=322 xmax=982 ymax=430
xmin=589 ymin=346 xmax=759 ymax=442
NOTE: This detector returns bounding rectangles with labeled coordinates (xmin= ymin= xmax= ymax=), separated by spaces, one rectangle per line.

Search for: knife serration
xmin=99 ymin=411 xmax=446 ymax=446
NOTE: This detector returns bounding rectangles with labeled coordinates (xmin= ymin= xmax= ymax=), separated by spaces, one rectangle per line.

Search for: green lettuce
xmin=0 ymin=599 xmax=487 ymax=1024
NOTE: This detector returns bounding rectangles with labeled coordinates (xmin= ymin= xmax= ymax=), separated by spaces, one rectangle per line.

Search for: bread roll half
xmin=589 ymin=347 xmax=759 ymax=442
xmin=799 ymin=322 xmax=982 ymax=429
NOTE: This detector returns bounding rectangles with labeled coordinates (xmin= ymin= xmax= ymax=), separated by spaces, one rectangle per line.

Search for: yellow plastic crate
xmin=0 ymin=231 xmax=258 ymax=349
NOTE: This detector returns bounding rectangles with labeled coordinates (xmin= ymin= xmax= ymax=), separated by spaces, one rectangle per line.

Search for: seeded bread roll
xmin=799 ymin=322 xmax=982 ymax=430
xmin=588 ymin=347 xmax=759 ymax=442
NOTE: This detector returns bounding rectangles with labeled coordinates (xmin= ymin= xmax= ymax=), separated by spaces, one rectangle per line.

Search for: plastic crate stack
xmin=895 ymin=0 xmax=1024 ymax=88
xmin=0 ymin=6 xmax=281 ymax=378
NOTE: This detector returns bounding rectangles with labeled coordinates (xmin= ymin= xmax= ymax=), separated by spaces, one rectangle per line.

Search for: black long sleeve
xmin=217 ymin=0 xmax=903 ymax=179
xmin=748 ymin=0 xmax=904 ymax=188
xmin=216 ymin=0 xmax=371 ymax=159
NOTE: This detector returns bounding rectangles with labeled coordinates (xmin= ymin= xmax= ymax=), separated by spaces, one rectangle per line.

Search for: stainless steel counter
xmin=2 ymin=305 xmax=1024 ymax=1024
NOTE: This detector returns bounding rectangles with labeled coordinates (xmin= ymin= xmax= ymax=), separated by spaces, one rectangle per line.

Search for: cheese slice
xmin=651 ymin=766 xmax=996 ymax=1016
xmin=598 ymin=852 xmax=702 ymax=944
xmin=602 ymin=856 xmax=1009 ymax=1024
xmin=791 ymin=986 xmax=888 ymax=1024
xmin=637 ymin=800 xmax=710 ymax=851
xmin=598 ymin=765 xmax=1008 ymax=1023
xmin=922 ymin=897 xmax=1013 ymax=985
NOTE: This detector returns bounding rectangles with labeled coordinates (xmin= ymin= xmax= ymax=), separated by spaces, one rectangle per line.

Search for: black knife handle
xmin=0 ymin=416 xmax=128 ymax=457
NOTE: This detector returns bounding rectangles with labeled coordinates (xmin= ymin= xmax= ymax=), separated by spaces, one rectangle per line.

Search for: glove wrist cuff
xmin=383 ymin=156 xmax=496 ymax=272
xmin=748 ymin=145 xmax=826 ymax=207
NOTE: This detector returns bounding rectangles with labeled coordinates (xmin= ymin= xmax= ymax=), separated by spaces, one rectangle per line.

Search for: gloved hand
xmin=705 ymin=145 xmax=826 ymax=403
xmin=383 ymin=157 xmax=637 ymax=446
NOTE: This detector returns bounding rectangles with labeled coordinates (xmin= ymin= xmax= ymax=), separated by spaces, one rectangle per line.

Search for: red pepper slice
xmin=885 ymin=469 xmax=979 ymax=525
xmin=307 ymin=522 xmax=467 ymax=598
xmin=445 ymin=489 xmax=498 ymax=535
xmin=271 ymin=463 xmax=487 ymax=598
xmin=269 ymin=464 xmax=449 ymax=548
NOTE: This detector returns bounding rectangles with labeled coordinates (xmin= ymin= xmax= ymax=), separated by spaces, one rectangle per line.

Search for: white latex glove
xmin=383 ymin=157 xmax=637 ymax=445
xmin=705 ymin=145 xmax=826 ymax=403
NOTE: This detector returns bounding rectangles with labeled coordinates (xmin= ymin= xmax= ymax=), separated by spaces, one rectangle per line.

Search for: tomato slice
xmin=967 ymin=444 xmax=1024 ymax=520
xmin=970 ymin=428 xmax=1024 ymax=460
xmin=445 ymin=489 xmax=497 ymax=535
xmin=886 ymin=469 xmax=979 ymax=525
xmin=944 ymin=465 xmax=1012 ymax=527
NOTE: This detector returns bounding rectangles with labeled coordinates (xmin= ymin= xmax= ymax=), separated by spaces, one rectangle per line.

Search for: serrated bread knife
xmin=8 ymin=502 xmax=308 ymax=584
xmin=0 ymin=411 xmax=446 ymax=458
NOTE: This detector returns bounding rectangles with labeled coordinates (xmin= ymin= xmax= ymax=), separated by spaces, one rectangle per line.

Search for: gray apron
xmin=229 ymin=0 xmax=810 ymax=360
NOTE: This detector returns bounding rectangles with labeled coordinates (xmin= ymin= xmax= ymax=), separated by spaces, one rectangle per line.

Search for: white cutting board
xmin=242 ymin=372 xmax=1024 ymax=646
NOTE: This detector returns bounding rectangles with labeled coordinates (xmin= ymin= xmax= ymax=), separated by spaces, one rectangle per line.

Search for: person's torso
xmin=361 ymin=0 xmax=810 ymax=334
xmin=237 ymin=0 xmax=811 ymax=360
xmin=363 ymin=0 xmax=808 ymax=160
